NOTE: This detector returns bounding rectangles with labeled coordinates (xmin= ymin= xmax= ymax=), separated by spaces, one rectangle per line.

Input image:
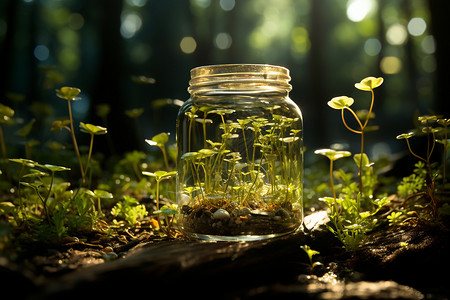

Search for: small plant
xmin=300 ymin=245 xmax=323 ymax=275
xmin=146 ymin=132 xmax=171 ymax=170
xmin=396 ymin=115 xmax=449 ymax=219
xmin=317 ymin=76 xmax=389 ymax=250
xmin=177 ymin=104 xmax=303 ymax=237
xmin=111 ymin=195 xmax=148 ymax=226
xmin=142 ymin=170 xmax=177 ymax=236
xmin=328 ymin=76 xmax=383 ymax=197
xmin=55 ymin=87 xmax=85 ymax=184
xmin=55 ymin=87 xmax=107 ymax=187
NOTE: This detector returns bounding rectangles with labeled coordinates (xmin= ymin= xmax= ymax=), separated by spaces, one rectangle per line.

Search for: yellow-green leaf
xmin=56 ymin=87 xmax=81 ymax=101
xmin=327 ymin=96 xmax=354 ymax=110
xmin=354 ymin=77 xmax=384 ymax=91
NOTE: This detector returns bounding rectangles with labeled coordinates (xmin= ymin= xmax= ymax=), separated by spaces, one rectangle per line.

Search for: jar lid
xmin=188 ymin=64 xmax=292 ymax=96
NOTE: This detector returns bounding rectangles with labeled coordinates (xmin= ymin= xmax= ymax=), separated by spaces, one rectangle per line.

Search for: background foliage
xmin=1 ymin=0 xmax=448 ymax=163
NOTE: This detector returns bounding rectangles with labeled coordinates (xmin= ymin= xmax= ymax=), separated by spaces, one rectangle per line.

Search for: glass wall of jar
xmin=176 ymin=64 xmax=303 ymax=241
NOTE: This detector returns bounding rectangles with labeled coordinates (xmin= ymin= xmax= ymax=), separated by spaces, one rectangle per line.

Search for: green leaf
xmin=327 ymin=96 xmax=354 ymax=110
xmin=41 ymin=164 xmax=71 ymax=172
xmin=153 ymin=204 xmax=178 ymax=215
xmin=51 ymin=119 xmax=71 ymax=131
xmin=125 ymin=108 xmax=144 ymax=118
xmin=353 ymin=153 xmax=370 ymax=168
xmin=142 ymin=170 xmax=176 ymax=181
xmin=418 ymin=115 xmax=437 ymax=124
xmin=146 ymin=132 xmax=169 ymax=147
xmin=9 ymin=158 xmax=38 ymax=167
xmin=56 ymin=87 xmax=81 ymax=101
xmin=16 ymin=119 xmax=36 ymax=137
xmin=300 ymin=245 xmax=320 ymax=261
xmin=79 ymin=122 xmax=107 ymax=135
xmin=396 ymin=132 xmax=415 ymax=140
xmin=181 ymin=152 xmax=199 ymax=161
xmin=314 ymin=148 xmax=352 ymax=161
xmin=94 ymin=189 xmax=113 ymax=199
xmin=354 ymin=77 xmax=384 ymax=91
xmin=0 ymin=103 xmax=14 ymax=123
xmin=437 ymin=118 xmax=450 ymax=126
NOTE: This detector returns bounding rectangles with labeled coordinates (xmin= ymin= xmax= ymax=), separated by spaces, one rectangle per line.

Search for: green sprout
xmin=142 ymin=170 xmax=176 ymax=236
xmin=145 ymin=132 xmax=170 ymax=170
xmin=178 ymin=103 xmax=303 ymax=237
xmin=396 ymin=115 xmax=449 ymax=219
xmin=314 ymin=148 xmax=351 ymax=215
xmin=56 ymin=87 xmax=85 ymax=184
xmin=300 ymin=245 xmax=323 ymax=275
xmin=79 ymin=122 xmax=107 ymax=184
xmin=328 ymin=76 xmax=383 ymax=197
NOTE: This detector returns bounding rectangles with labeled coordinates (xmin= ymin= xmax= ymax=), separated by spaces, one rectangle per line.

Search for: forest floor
xmin=1 ymin=210 xmax=449 ymax=299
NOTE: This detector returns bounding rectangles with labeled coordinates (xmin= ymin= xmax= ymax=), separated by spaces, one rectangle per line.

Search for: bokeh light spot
xmin=364 ymin=38 xmax=381 ymax=56
xmin=386 ymin=23 xmax=407 ymax=45
xmin=180 ymin=36 xmax=197 ymax=54
xmin=215 ymin=32 xmax=232 ymax=50
xmin=220 ymin=0 xmax=235 ymax=11
xmin=346 ymin=0 xmax=375 ymax=22
xmin=34 ymin=45 xmax=49 ymax=61
xmin=421 ymin=35 xmax=435 ymax=54
xmin=120 ymin=12 xmax=143 ymax=39
xmin=422 ymin=55 xmax=436 ymax=73
xmin=380 ymin=56 xmax=402 ymax=74
xmin=407 ymin=17 xmax=426 ymax=36
xmin=68 ymin=13 xmax=84 ymax=30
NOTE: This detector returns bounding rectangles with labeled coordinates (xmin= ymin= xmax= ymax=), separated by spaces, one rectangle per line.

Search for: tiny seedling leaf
xmin=354 ymin=77 xmax=384 ymax=91
xmin=79 ymin=122 xmax=107 ymax=135
xmin=56 ymin=87 xmax=81 ymax=101
xmin=42 ymin=164 xmax=71 ymax=172
xmin=327 ymin=96 xmax=354 ymax=110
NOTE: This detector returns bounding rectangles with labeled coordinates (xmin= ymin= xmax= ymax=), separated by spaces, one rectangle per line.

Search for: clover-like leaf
xmin=9 ymin=158 xmax=38 ymax=167
xmin=125 ymin=108 xmax=144 ymax=118
xmin=422 ymin=126 xmax=441 ymax=134
xmin=0 ymin=103 xmax=14 ymax=123
xmin=56 ymin=87 xmax=81 ymax=101
xmin=396 ymin=132 xmax=415 ymax=140
xmin=418 ymin=115 xmax=438 ymax=124
xmin=327 ymin=96 xmax=354 ymax=110
xmin=181 ymin=152 xmax=199 ymax=161
xmin=153 ymin=204 xmax=178 ymax=215
xmin=353 ymin=153 xmax=371 ymax=168
xmin=41 ymin=164 xmax=71 ymax=172
xmin=142 ymin=170 xmax=176 ymax=181
xmin=51 ymin=119 xmax=71 ymax=131
xmin=354 ymin=77 xmax=384 ymax=91
xmin=314 ymin=148 xmax=352 ymax=161
xmin=146 ymin=132 xmax=169 ymax=147
xmin=437 ymin=118 xmax=450 ymax=126
xmin=94 ymin=189 xmax=113 ymax=199
xmin=79 ymin=122 xmax=107 ymax=135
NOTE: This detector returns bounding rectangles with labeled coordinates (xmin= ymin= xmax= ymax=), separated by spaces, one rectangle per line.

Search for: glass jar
xmin=176 ymin=64 xmax=303 ymax=241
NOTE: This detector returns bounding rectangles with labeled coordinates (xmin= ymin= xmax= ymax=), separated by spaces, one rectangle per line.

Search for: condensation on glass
xmin=176 ymin=64 xmax=303 ymax=241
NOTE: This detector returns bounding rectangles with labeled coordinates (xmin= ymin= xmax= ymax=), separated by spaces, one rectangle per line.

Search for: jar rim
xmin=188 ymin=64 xmax=292 ymax=96
xmin=190 ymin=64 xmax=290 ymax=78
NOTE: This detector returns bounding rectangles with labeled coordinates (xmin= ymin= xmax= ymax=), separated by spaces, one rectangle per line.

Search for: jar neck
xmin=188 ymin=64 xmax=292 ymax=98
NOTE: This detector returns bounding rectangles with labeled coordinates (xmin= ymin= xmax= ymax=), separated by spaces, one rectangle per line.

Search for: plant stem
xmin=84 ymin=134 xmax=94 ymax=179
xmin=160 ymin=145 xmax=170 ymax=170
xmin=67 ymin=100 xmax=85 ymax=184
